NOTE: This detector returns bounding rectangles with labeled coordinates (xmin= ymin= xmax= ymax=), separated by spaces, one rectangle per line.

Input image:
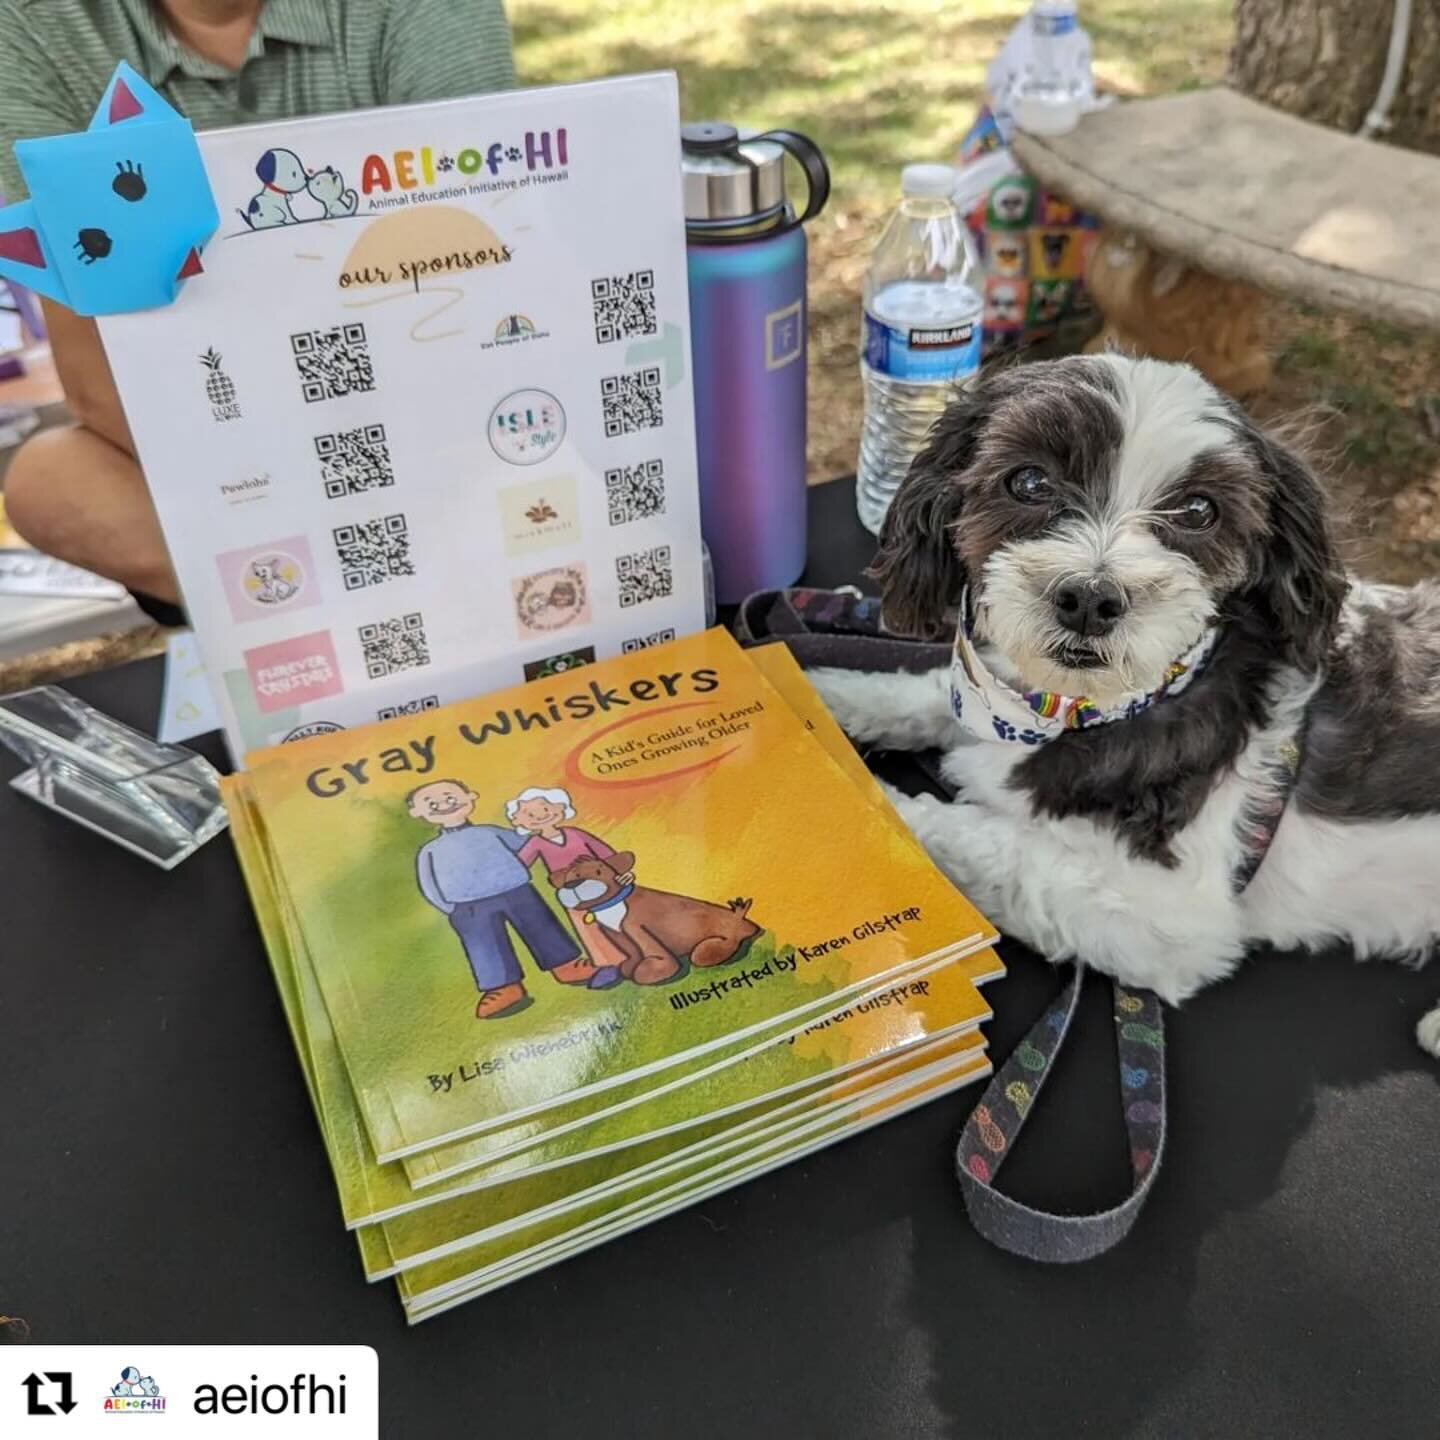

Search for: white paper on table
xmin=157 ymin=629 xmax=221 ymax=743
xmin=99 ymin=74 xmax=705 ymax=765
xmin=0 ymin=548 xmax=128 ymax=600
xmin=0 ymin=305 xmax=23 ymax=354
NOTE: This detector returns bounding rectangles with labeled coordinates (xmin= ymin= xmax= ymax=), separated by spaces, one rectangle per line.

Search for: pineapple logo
xmin=525 ymin=499 xmax=558 ymax=525
xmin=200 ymin=347 xmax=241 ymax=422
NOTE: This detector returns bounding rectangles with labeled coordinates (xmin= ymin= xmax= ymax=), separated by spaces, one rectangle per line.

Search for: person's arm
xmin=578 ymin=830 xmax=616 ymax=861
xmin=38 ymin=300 xmax=135 ymax=453
xmin=515 ymin=834 xmax=542 ymax=866
xmin=377 ymin=0 xmax=516 ymax=104
xmin=416 ymin=845 xmax=453 ymax=913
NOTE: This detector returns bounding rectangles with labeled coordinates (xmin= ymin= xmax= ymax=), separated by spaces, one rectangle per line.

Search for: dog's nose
xmin=1054 ymin=577 xmax=1127 ymax=638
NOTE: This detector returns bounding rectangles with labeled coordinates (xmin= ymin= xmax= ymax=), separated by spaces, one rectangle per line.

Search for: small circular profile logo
xmin=242 ymin=549 xmax=306 ymax=608
xmin=495 ymin=314 xmax=537 ymax=340
xmin=513 ymin=565 xmax=588 ymax=634
xmin=104 ymin=1365 xmax=165 ymax=1412
xmin=283 ymin=720 xmax=346 ymax=743
xmin=489 ymin=388 xmax=565 ymax=466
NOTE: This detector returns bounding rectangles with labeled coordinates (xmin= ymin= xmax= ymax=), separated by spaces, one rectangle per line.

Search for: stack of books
xmin=225 ymin=630 xmax=1001 ymax=1322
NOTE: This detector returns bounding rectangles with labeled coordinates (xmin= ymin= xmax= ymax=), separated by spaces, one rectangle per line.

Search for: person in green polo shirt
xmin=0 ymin=0 xmax=514 ymax=621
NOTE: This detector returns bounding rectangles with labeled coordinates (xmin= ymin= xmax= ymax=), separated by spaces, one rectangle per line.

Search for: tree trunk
xmin=1230 ymin=0 xmax=1440 ymax=155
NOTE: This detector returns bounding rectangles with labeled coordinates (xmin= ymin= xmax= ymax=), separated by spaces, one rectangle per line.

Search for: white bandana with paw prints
xmin=950 ymin=591 xmax=1220 ymax=747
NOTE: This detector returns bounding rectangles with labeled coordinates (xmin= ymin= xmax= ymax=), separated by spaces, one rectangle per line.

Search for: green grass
xmin=1279 ymin=330 xmax=1341 ymax=373
xmin=511 ymin=0 xmax=1233 ymax=201
xmin=1278 ymin=324 xmax=1438 ymax=469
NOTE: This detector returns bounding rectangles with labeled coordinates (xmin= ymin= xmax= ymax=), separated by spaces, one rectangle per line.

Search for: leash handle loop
xmin=955 ymin=966 xmax=1167 ymax=1263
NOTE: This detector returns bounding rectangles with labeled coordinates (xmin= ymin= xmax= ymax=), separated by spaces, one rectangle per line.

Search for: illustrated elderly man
xmin=407 ymin=778 xmax=618 ymax=1019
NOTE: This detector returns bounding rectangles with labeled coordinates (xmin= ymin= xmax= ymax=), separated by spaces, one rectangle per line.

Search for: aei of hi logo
xmin=104 ymin=1365 xmax=165 ymax=1412
xmin=360 ymin=129 xmax=569 ymax=193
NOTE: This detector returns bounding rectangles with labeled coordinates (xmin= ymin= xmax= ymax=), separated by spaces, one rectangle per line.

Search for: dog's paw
xmin=805 ymin=665 xmax=954 ymax=749
xmin=804 ymin=667 xmax=868 ymax=729
xmin=1417 ymin=1005 xmax=1440 ymax=1059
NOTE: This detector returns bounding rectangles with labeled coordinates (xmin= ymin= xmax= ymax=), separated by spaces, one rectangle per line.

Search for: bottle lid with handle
xmin=680 ymin=122 xmax=830 ymax=240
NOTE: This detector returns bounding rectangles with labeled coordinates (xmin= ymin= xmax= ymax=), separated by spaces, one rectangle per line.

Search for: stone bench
xmin=1011 ymin=88 xmax=1440 ymax=392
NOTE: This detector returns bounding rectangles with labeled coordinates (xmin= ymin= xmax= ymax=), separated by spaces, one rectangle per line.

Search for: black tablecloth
xmin=4 ymin=478 xmax=1437 ymax=1438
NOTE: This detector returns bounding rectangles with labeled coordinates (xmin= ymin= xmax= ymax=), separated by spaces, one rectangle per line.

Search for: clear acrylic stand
xmin=0 ymin=685 xmax=227 ymax=869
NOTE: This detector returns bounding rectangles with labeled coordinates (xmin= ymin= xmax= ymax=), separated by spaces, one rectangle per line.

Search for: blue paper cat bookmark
xmin=0 ymin=62 xmax=219 ymax=316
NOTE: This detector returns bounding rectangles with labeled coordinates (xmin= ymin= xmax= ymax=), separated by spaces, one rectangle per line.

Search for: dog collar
xmin=579 ymin=883 xmax=633 ymax=923
xmin=950 ymin=589 xmax=1219 ymax=747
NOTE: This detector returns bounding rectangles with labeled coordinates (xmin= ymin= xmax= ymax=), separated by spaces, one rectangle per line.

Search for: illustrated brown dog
xmin=551 ymin=852 xmax=759 ymax=985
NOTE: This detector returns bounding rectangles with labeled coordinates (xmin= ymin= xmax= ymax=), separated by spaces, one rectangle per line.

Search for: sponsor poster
xmin=99 ymin=74 xmax=704 ymax=762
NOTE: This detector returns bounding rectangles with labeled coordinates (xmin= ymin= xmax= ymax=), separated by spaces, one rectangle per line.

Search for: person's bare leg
xmin=3 ymin=424 xmax=180 ymax=603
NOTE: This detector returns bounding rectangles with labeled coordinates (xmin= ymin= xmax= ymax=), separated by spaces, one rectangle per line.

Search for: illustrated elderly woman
xmin=508 ymin=786 xmax=631 ymax=970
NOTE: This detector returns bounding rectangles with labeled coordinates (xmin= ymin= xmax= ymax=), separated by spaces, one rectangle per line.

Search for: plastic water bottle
xmin=856 ymin=164 xmax=983 ymax=536
xmin=1013 ymin=1 xmax=1091 ymax=136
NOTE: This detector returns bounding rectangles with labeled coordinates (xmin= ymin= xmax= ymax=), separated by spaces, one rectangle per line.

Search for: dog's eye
xmin=1174 ymin=494 xmax=1219 ymax=531
xmin=1005 ymin=466 xmax=1053 ymax=505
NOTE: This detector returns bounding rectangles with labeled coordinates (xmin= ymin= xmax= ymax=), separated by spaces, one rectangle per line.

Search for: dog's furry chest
xmin=936 ymin=675 xmax=1309 ymax=904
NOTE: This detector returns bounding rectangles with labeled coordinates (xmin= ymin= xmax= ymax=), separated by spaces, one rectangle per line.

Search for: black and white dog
xmin=812 ymin=355 xmax=1440 ymax=1050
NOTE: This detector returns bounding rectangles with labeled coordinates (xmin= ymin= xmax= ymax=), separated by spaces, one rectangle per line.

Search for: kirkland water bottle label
xmin=1033 ymin=10 xmax=1078 ymax=35
xmin=863 ymin=312 xmax=981 ymax=383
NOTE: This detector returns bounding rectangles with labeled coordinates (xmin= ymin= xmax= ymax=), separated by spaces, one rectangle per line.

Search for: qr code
xmin=621 ymin=628 xmax=677 ymax=653
xmin=601 ymin=367 xmax=663 ymax=437
xmin=591 ymin=271 xmax=656 ymax=344
xmin=358 ymin=612 xmax=430 ymax=679
xmin=315 ymin=423 xmax=393 ymax=498
xmin=291 ymin=323 xmax=376 ymax=403
xmin=605 ymin=459 xmax=665 ymax=525
xmin=616 ymin=545 xmax=673 ymax=609
xmin=377 ymin=695 xmax=440 ymax=721
xmin=333 ymin=513 xmax=413 ymax=591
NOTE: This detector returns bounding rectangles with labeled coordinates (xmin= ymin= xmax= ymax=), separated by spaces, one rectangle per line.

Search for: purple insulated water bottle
xmin=682 ymin=123 xmax=829 ymax=604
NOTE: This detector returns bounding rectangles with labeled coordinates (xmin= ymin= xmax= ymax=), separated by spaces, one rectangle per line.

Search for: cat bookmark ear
xmin=89 ymin=63 xmax=173 ymax=133
xmin=0 ymin=202 xmax=63 ymax=306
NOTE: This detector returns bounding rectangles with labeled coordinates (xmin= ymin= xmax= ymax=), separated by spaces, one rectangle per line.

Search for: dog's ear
xmin=1252 ymin=431 xmax=1347 ymax=672
xmin=608 ymin=850 xmax=635 ymax=876
xmin=867 ymin=387 xmax=989 ymax=639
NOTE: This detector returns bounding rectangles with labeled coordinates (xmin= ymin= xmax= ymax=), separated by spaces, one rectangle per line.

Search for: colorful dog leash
xmin=955 ymin=969 xmax=1166 ymax=1261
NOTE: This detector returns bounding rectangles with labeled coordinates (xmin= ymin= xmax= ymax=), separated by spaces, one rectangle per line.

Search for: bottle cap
xmin=901 ymin=163 xmax=957 ymax=198
xmin=681 ymin=122 xmax=787 ymax=226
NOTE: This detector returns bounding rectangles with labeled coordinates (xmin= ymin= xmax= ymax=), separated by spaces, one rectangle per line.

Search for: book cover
xmin=227 ymin=714 xmax=999 ymax=1233
xmin=238 ymin=628 xmax=997 ymax=1160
